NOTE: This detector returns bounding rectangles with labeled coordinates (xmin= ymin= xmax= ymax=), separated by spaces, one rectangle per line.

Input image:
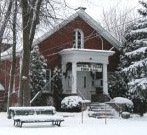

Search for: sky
xmin=65 ymin=0 xmax=140 ymax=21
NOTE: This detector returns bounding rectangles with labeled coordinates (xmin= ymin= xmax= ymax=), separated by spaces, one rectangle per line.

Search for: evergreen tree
xmin=30 ymin=46 xmax=47 ymax=106
xmin=52 ymin=67 xmax=62 ymax=110
xmin=118 ymin=0 xmax=147 ymax=115
xmin=122 ymin=2 xmax=147 ymax=98
xmin=108 ymin=71 xmax=129 ymax=98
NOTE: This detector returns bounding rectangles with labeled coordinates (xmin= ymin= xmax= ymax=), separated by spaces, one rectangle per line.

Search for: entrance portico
xmin=59 ymin=48 xmax=114 ymax=100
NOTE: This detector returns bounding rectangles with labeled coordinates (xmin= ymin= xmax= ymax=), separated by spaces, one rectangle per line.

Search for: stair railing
xmin=77 ymin=89 xmax=87 ymax=100
xmin=103 ymin=92 xmax=122 ymax=116
xmin=30 ymin=74 xmax=57 ymax=104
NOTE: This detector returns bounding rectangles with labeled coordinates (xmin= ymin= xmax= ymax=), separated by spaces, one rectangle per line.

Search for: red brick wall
xmin=39 ymin=17 xmax=120 ymax=71
xmin=0 ymin=16 xmax=120 ymax=106
xmin=0 ymin=58 xmax=20 ymax=105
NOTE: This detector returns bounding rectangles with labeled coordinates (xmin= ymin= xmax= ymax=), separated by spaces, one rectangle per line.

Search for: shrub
xmin=61 ymin=96 xmax=82 ymax=112
xmin=121 ymin=112 xmax=131 ymax=119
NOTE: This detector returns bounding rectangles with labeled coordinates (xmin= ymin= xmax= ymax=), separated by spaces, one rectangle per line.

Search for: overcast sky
xmin=65 ymin=0 xmax=140 ymax=21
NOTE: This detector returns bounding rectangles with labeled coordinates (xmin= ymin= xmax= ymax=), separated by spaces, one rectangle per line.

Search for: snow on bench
xmin=13 ymin=115 xmax=64 ymax=127
xmin=8 ymin=106 xmax=56 ymax=118
xmin=8 ymin=106 xmax=64 ymax=127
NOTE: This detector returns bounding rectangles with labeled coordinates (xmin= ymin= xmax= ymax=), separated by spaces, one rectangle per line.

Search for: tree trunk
xmin=18 ymin=0 xmax=43 ymax=106
xmin=18 ymin=0 xmax=31 ymax=106
xmin=7 ymin=0 xmax=17 ymax=113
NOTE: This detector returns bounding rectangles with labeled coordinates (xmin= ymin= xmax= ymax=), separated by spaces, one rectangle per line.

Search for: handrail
xmin=77 ymin=89 xmax=87 ymax=100
xmin=30 ymin=73 xmax=57 ymax=104
xmin=30 ymin=91 xmax=42 ymax=104
xmin=104 ymin=92 xmax=122 ymax=116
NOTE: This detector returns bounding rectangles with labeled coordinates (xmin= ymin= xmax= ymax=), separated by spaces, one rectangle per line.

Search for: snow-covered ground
xmin=0 ymin=111 xmax=147 ymax=135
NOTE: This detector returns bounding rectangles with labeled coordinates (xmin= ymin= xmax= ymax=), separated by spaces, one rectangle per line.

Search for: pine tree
xmin=118 ymin=0 xmax=147 ymax=115
xmin=30 ymin=46 xmax=47 ymax=106
xmin=108 ymin=71 xmax=129 ymax=98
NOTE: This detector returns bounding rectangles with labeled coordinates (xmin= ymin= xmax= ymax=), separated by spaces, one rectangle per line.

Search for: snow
xmin=1 ymin=43 xmax=22 ymax=60
xmin=0 ymin=111 xmax=147 ymax=135
xmin=130 ymin=27 xmax=147 ymax=35
xmin=61 ymin=96 xmax=83 ymax=109
xmin=110 ymin=97 xmax=133 ymax=106
xmin=34 ymin=9 xmax=121 ymax=49
xmin=128 ymin=78 xmax=147 ymax=90
xmin=22 ymin=76 xmax=27 ymax=80
xmin=9 ymin=106 xmax=55 ymax=112
xmin=126 ymin=47 xmax=147 ymax=56
xmin=13 ymin=115 xmax=64 ymax=122
xmin=0 ymin=83 xmax=5 ymax=91
xmin=122 ymin=58 xmax=147 ymax=72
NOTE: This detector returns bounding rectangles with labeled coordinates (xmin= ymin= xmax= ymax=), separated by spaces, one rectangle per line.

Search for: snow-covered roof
xmin=59 ymin=48 xmax=115 ymax=64
xmin=34 ymin=9 xmax=121 ymax=50
xmin=1 ymin=44 xmax=22 ymax=60
xmin=0 ymin=83 xmax=5 ymax=91
xmin=59 ymin=48 xmax=115 ymax=55
xmin=1 ymin=9 xmax=121 ymax=61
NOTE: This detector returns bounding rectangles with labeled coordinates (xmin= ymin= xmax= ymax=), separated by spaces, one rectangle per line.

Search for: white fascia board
xmin=33 ymin=10 xmax=121 ymax=50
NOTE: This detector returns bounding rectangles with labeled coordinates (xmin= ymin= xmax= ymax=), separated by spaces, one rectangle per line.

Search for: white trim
xmin=1 ymin=9 xmax=121 ymax=61
xmin=72 ymin=62 xmax=77 ymax=93
xmin=103 ymin=64 xmax=108 ymax=95
xmin=60 ymin=48 xmax=113 ymax=96
xmin=73 ymin=29 xmax=84 ymax=49
xmin=59 ymin=48 xmax=115 ymax=55
xmin=33 ymin=9 xmax=121 ymax=50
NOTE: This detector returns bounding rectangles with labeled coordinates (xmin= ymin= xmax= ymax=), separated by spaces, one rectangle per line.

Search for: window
xmin=73 ymin=29 xmax=84 ymax=48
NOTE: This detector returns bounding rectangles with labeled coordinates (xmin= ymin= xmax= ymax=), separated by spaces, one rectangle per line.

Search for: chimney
xmin=75 ymin=7 xmax=87 ymax=11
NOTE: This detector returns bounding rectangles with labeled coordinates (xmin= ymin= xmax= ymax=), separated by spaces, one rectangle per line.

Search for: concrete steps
xmin=88 ymin=102 xmax=119 ymax=118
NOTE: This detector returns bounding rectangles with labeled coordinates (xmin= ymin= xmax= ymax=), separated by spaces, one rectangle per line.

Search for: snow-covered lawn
xmin=0 ymin=111 xmax=147 ymax=135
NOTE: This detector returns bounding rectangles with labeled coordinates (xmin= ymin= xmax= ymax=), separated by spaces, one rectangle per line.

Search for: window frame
xmin=73 ymin=29 xmax=84 ymax=49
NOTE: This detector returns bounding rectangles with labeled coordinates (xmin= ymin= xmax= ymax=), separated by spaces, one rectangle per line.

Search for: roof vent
xmin=75 ymin=7 xmax=87 ymax=11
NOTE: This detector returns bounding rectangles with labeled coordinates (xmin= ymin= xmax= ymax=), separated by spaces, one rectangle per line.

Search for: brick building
xmin=0 ymin=8 xmax=121 ymax=110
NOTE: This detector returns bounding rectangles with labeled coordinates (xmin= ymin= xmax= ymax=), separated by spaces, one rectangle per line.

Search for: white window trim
xmin=73 ymin=29 xmax=84 ymax=49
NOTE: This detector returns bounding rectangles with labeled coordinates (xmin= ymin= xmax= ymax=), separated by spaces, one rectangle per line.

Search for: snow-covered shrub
xmin=110 ymin=97 xmax=134 ymax=113
xmin=61 ymin=96 xmax=82 ymax=112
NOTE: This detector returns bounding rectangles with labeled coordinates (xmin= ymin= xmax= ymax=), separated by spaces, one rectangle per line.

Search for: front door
xmin=77 ymin=71 xmax=95 ymax=100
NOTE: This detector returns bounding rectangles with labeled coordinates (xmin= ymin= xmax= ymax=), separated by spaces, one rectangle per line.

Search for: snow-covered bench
xmin=8 ymin=106 xmax=56 ymax=118
xmin=13 ymin=115 xmax=64 ymax=127
xmin=8 ymin=106 xmax=64 ymax=127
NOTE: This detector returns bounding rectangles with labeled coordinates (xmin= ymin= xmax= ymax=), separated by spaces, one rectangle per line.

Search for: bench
xmin=8 ymin=106 xmax=56 ymax=118
xmin=8 ymin=106 xmax=64 ymax=127
xmin=13 ymin=115 xmax=64 ymax=127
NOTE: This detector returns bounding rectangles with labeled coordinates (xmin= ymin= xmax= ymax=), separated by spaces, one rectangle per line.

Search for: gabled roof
xmin=34 ymin=9 xmax=122 ymax=50
xmin=0 ymin=43 xmax=12 ymax=53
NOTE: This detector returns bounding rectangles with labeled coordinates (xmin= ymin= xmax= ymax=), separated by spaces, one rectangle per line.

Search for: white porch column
xmin=72 ymin=62 xmax=77 ymax=94
xmin=103 ymin=63 xmax=108 ymax=95
xmin=61 ymin=62 xmax=66 ymax=93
